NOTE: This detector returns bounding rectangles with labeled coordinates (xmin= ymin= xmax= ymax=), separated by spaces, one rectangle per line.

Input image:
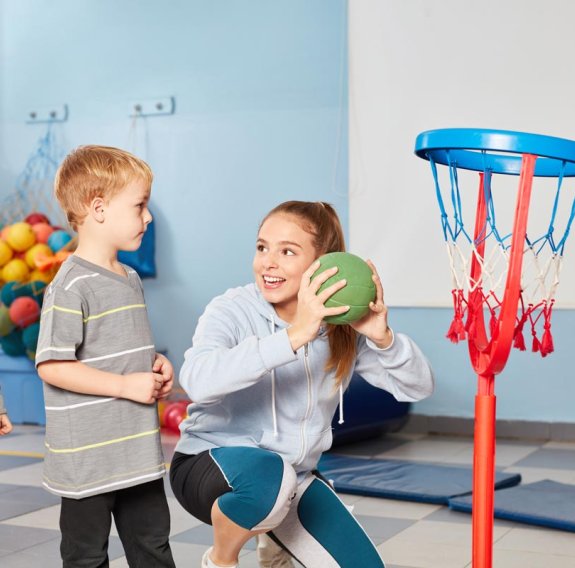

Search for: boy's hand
xmin=120 ymin=372 xmax=166 ymax=404
xmin=153 ymin=353 xmax=174 ymax=399
xmin=0 ymin=414 xmax=13 ymax=435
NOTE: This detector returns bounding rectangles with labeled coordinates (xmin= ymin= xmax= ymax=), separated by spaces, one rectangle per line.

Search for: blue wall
xmin=0 ymin=0 xmax=348 ymax=370
xmin=2 ymin=1 xmax=572 ymax=425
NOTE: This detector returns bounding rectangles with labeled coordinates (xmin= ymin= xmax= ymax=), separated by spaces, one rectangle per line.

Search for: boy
xmin=0 ymin=387 xmax=13 ymax=435
xmin=36 ymin=145 xmax=175 ymax=567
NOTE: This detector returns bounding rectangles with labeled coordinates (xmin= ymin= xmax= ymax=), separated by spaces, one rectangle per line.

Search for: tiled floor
xmin=1 ymin=426 xmax=574 ymax=567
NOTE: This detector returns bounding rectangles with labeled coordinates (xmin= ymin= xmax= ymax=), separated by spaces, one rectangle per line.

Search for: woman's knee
xmin=214 ymin=449 xmax=297 ymax=531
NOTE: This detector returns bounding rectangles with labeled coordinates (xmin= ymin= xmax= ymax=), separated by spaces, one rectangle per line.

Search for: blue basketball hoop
xmin=415 ymin=128 xmax=575 ymax=176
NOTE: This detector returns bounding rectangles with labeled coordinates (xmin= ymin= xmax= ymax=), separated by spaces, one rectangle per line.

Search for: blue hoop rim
xmin=414 ymin=128 xmax=575 ymax=177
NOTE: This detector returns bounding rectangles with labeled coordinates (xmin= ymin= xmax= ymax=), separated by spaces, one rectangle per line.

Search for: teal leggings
xmin=170 ymin=446 xmax=385 ymax=568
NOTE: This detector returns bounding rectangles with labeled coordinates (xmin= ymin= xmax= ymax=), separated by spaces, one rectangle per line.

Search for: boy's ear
xmin=90 ymin=197 xmax=106 ymax=223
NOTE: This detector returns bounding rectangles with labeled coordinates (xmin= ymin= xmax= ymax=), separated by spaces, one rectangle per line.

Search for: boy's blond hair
xmin=54 ymin=145 xmax=153 ymax=231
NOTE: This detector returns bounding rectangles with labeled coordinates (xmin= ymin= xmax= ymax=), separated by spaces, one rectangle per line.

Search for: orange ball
xmin=7 ymin=222 xmax=36 ymax=252
xmin=25 ymin=243 xmax=53 ymax=269
xmin=32 ymin=222 xmax=55 ymax=244
xmin=2 ymin=258 xmax=30 ymax=282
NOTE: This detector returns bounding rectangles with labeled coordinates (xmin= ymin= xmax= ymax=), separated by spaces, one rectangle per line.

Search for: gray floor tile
xmin=354 ymin=514 xmax=414 ymax=544
xmin=514 ymin=448 xmax=575 ymax=470
xmin=0 ymin=524 xmax=59 ymax=554
xmin=0 ymin=456 xmax=42 ymax=471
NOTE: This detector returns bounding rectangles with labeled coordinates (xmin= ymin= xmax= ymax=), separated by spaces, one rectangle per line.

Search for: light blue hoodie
xmin=176 ymin=283 xmax=434 ymax=474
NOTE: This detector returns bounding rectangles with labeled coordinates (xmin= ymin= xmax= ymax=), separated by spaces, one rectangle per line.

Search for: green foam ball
xmin=312 ymin=252 xmax=376 ymax=325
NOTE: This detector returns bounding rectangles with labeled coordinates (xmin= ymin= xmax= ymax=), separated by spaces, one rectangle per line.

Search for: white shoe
xmin=202 ymin=547 xmax=239 ymax=568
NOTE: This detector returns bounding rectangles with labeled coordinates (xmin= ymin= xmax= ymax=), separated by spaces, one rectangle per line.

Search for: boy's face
xmin=102 ymin=178 xmax=152 ymax=252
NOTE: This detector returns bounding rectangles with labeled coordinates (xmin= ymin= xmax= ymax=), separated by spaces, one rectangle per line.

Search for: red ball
xmin=162 ymin=401 xmax=188 ymax=433
xmin=25 ymin=212 xmax=50 ymax=226
xmin=8 ymin=296 xmax=40 ymax=328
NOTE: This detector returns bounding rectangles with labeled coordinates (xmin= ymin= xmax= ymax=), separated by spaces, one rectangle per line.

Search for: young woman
xmin=170 ymin=201 xmax=434 ymax=568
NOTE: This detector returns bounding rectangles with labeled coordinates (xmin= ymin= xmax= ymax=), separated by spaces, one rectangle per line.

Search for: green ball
xmin=313 ymin=252 xmax=376 ymax=325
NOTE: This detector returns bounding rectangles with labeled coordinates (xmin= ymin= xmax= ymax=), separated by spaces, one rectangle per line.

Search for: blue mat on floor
xmin=317 ymin=454 xmax=521 ymax=505
xmin=449 ymin=479 xmax=575 ymax=532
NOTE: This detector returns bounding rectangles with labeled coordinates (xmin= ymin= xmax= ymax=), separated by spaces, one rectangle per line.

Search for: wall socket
xmin=128 ymin=97 xmax=175 ymax=117
xmin=26 ymin=104 xmax=68 ymax=123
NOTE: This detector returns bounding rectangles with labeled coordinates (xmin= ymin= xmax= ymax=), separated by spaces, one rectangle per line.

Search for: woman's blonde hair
xmin=54 ymin=145 xmax=153 ymax=230
xmin=261 ymin=201 xmax=357 ymax=387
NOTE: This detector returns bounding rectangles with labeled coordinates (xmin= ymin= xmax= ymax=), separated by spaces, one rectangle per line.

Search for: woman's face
xmin=253 ymin=213 xmax=318 ymax=322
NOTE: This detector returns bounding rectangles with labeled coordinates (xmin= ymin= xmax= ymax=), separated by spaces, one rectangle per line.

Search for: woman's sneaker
xmin=202 ymin=547 xmax=239 ymax=568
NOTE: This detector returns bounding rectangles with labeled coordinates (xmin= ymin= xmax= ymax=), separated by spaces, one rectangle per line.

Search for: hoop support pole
xmin=487 ymin=154 xmax=537 ymax=375
xmin=472 ymin=381 xmax=496 ymax=568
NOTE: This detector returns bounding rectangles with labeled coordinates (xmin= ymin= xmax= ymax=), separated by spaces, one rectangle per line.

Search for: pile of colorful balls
xmin=0 ymin=212 xmax=74 ymax=359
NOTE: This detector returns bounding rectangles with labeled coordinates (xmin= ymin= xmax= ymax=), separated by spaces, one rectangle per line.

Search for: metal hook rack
xmin=26 ymin=104 xmax=69 ymax=123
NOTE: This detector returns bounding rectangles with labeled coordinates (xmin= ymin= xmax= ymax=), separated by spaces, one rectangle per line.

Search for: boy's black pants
xmin=59 ymin=478 xmax=175 ymax=567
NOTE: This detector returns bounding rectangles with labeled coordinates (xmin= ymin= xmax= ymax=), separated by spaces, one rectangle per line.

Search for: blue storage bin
xmin=0 ymin=348 xmax=45 ymax=425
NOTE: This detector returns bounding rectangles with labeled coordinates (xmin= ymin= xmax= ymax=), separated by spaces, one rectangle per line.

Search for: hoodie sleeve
xmin=0 ymin=388 xmax=5 ymax=415
xmin=179 ymin=295 xmax=298 ymax=403
xmin=352 ymin=331 xmax=435 ymax=402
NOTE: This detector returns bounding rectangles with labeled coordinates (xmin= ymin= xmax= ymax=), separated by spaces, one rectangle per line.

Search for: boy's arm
xmin=37 ymin=360 xmax=165 ymax=404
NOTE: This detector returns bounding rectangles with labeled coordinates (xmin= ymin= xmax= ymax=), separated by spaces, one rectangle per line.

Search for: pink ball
xmin=8 ymin=296 xmax=40 ymax=328
xmin=32 ymin=222 xmax=55 ymax=244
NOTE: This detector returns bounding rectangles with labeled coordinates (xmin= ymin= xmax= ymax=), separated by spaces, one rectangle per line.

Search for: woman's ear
xmin=89 ymin=197 xmax=106 ymax=223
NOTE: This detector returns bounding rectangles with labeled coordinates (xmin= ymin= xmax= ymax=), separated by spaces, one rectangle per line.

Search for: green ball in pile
xmin=312 ymin=252 xmax=376 ymax=325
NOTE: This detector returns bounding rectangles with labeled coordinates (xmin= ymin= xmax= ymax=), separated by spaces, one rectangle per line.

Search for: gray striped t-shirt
xmin=36 ymin=255 xmax=165 ymax=499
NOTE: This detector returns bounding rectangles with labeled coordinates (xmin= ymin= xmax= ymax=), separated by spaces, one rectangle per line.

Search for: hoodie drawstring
xmin=338 ymin=384 xmax=344 ymax=424
xmin=269 ymin=315 xmax=279 ymax=437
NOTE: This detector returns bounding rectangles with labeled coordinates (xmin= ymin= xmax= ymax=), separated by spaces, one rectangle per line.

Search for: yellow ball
xmin=30 ymin=268 xmax=56 ymax=284
xmin=2 ymin=258 xmax=30 ymax=282
xmin=25 ymin=243 xmax=53 ymax=269
xmin=0 ymin=240 xmax=14 ymax=267
xmin=7 ymin=222 xmax=36 ymax=252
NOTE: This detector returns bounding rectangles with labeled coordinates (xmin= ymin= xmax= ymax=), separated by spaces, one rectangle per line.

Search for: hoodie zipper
xmin=294 ymin=342 xmax=312 ymax=466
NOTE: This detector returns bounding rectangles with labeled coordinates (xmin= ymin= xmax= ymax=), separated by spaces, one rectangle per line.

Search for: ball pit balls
xmin=24 ymin=212 xmax=50 ymax=225
xmin=1 ymin=280 xmax=46 ymax=307
xmin=48 ymin=229 xmax=72 ymax=252
xmin=0 ymin=304 xmax=14 ymax=337
xmin=0 ymin=240 xmax=13 ymax=267
xmin=6 ymin=222 xmax=36 ymax=252
xmin=9 ymin=296 xmax=41 ymax=328
xmin=2 ymin=258 xmax=30 ymax=283
xmin=29 ymin=268 xmax=56 ymax=284
xmin=32 ymin=222 xmax=55 ymax=244
xmin=0 ymin=328 xmax=26 ymax=357
xmin=22 ymin=322 xmax=40 ymax=352
xmin=312 ymin=252 xmax=376 ymax=325
xmin=25 ymin=243 xmax=54 ymax=269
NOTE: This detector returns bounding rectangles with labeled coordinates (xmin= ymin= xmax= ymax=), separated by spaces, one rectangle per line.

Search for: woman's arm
xmin=353 ymin=332 xmax=435 ymax=401
xmin=179 ymin=297 xmax=297 ymax=404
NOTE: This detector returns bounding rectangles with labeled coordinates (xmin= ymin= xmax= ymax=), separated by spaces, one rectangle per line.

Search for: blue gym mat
xmin=448 ymin=479 xmax=575 ymax=532
xmin=317 ymin=454 xmax=521 ymax=505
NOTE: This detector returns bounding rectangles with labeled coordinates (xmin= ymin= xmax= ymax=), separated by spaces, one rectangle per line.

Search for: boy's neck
xmin=74 ymin=242 xmax=126 ymax=277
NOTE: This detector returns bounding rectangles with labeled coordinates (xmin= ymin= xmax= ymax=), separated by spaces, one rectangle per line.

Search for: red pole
xmin=468 ymin=154 xmax=537 ymax=568
xmin=472 ymin=376 xmax=496 ymax=568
